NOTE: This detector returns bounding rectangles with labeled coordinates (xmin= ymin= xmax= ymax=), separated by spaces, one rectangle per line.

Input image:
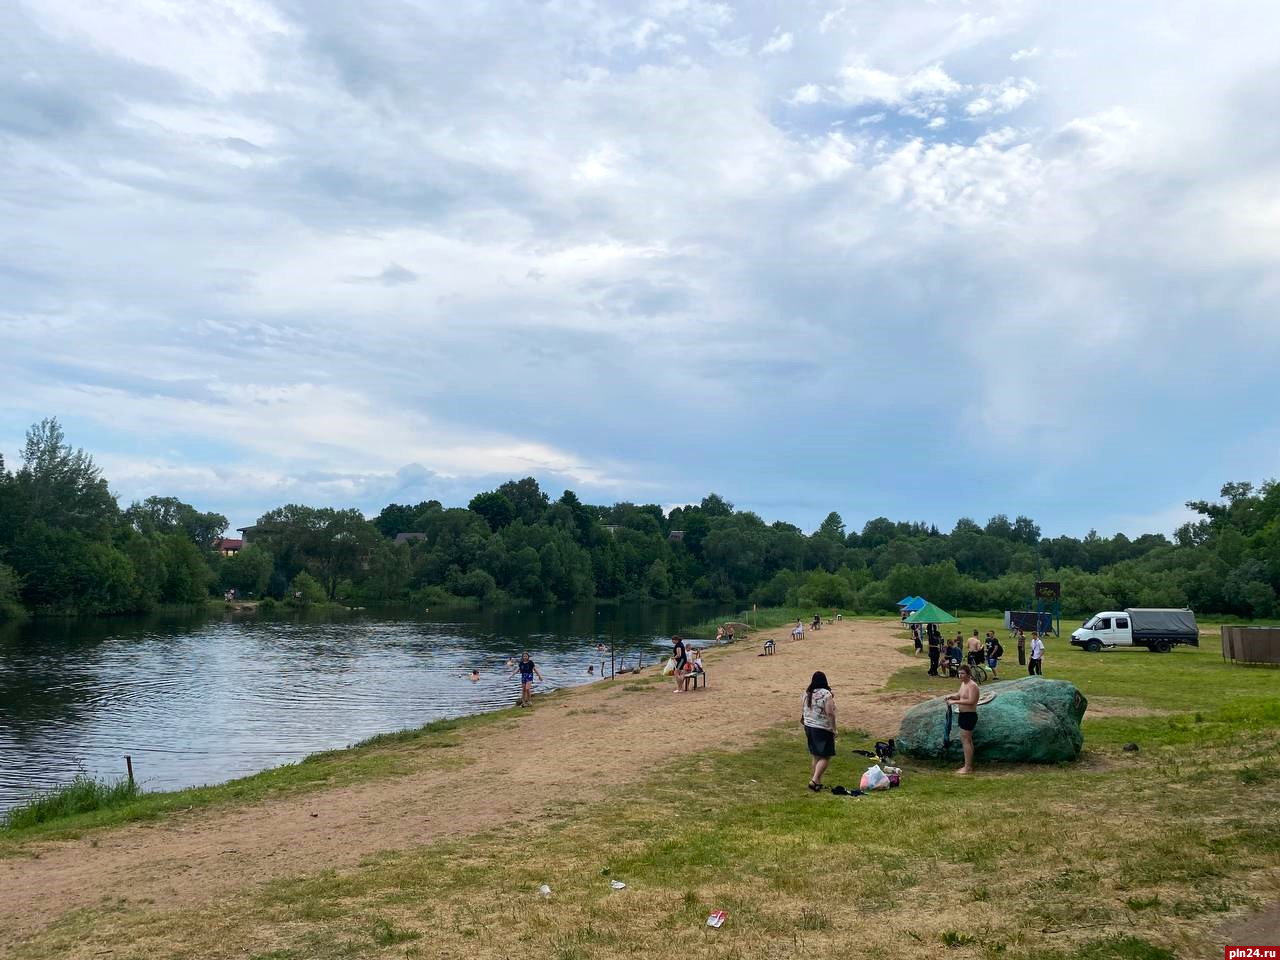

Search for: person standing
xmin=801 ymin=671 xmax=836 ymax=791
xmin=984 ymin=631 xmax=1003 ymax=679
xmin=927 ymin=624 xmax=942 ymax=676
xmin=726 ymin=624 xmax=735 ymax=643
xmin=945 ymin=664 xmax=980 ymax=775
xmin=1029 ymin=633 xmax=1045 ymax=675
xmin=510 ymin=652 xmax=543 ymax=707
xmin=671 ymin=635 xmax=689 ymax=693
xmin=912 ymin=623 xmax=923 ymax=655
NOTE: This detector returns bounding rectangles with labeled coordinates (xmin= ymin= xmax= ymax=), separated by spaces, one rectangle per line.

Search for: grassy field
xmin=9 ymin=621 xmax=1278 ymax=959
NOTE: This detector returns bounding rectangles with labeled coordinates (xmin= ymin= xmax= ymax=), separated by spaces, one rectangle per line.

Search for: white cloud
xmin=789 ymin=82 xmax=823 ymax=105
xmin=818 ymin=7 xmax=845 ymax=35
xmin=834 ymin=62 xmax=962 ymax=107
xmin=965 ymin=77 xmax=1038 ymax=115
xmin=760 ymin=29 xmax=793 ymax=55
xmin=3 ymin=0 xmax=1279 ymax=533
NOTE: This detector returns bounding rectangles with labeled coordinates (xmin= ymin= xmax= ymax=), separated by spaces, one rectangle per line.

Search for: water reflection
xmin=0 ymin=604 xmax=726 ymax=809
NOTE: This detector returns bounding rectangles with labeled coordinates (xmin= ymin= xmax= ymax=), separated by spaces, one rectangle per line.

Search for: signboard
xmin=1034 ymin=581 xmax=1061 ymax=601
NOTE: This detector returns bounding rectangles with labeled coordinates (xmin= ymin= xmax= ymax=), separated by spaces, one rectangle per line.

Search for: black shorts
xmin=957 ymin=711 xmax=977 ymax=732
xmin=804 ymin=725 xmax=836 ymax=758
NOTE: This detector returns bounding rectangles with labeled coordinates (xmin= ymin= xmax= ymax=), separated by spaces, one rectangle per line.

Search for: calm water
xmin=0 ymin=604 xmax=728 ymax=811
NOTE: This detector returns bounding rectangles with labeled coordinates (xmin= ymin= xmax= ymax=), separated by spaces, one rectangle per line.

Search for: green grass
xmin=0 ymin=712 xmax=511 ymax=853
xmin=1 ymin=775 xmax=141 ymax=830
xmin=16 ymin=707 xmax=1276 ymax=960
xmin=8 ymin=616 xmax=1279 ymax=959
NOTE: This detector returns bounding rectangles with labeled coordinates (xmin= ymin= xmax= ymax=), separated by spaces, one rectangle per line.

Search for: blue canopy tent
xmin=903 ymin=596 xmax=926 ymax=612
xmin=896 ymin=595 xmax=916 ymax=607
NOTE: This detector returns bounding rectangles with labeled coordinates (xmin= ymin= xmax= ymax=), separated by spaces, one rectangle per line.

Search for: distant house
xmin=394 ymin=532 xmax=428 ymax=545
xmin=237 ymin=525 xmax=258 ymax=544
xmin=603 ymin=525 xmax=622 ymax=536
xmin=668 ymin=530 xmax=685 ymax=542
xmin=214 ymin=538 xmax=244 ymax=557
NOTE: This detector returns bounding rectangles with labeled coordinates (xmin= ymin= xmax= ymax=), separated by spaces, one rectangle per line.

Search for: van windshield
xmin=1083 ymin=616 xmax=1099 ymax=629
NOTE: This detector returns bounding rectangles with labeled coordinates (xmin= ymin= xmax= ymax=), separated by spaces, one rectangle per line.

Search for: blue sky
xmin=2 ymin=0 xmax=1278 ymax=538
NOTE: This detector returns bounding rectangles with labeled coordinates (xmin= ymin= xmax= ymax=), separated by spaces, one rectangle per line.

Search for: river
xmin=0 ymin=603 xmax=732 ymax=812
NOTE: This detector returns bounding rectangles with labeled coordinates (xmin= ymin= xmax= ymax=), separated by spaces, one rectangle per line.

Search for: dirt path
xmin=0 ymin=618 xmax=924 ymax=945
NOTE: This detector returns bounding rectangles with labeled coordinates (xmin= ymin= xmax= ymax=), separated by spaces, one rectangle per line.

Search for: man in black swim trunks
xmin=945 ymin=664 xmax=980 ymax=775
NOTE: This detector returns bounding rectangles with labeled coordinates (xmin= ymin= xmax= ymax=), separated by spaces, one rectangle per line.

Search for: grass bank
xmin=9 ymin=619 xmax=1278 ymax=960
xmin=0 ymin=711 xmax=514 ymax=855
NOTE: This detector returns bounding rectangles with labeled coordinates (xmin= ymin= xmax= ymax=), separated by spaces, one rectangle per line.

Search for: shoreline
xmin=0 ymin=617 xmax=919 ymax=944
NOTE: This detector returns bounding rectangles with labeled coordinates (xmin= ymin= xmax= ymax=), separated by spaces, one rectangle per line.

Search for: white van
xmin=1070 ymin=608 xmax=1199 ymax=653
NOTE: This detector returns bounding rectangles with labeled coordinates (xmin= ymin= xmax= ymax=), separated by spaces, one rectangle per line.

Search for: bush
xmin=287 ymin=571 xmax=326 ymax=606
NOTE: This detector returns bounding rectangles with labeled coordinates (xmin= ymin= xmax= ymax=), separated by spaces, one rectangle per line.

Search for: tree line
xmin=1 ymin=418 xmax=1278 ymax=619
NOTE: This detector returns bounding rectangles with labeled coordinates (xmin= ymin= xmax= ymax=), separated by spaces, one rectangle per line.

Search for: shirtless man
xmin=945 ymin=664 xmax=980 ymax=775
xmin=966 ymin=629 xmax=983 ymax=667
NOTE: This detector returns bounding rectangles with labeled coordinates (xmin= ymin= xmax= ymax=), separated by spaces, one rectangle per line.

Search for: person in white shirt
xmin=801 ymin=671 xmax=836 ymax=791
xmin=1029 ymin=634 xmax=1045 ymax=675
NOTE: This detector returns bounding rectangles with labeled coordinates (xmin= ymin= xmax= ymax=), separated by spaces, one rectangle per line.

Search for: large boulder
xmin=897 ymin=677 xmax=1088 ymax=764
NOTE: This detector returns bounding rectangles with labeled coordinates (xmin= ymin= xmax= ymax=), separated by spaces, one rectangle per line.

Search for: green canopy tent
xmin=904 ymin=601 xmax=959 ymax=624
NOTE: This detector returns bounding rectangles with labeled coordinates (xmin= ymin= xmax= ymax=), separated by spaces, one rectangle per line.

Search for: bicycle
xmin=940 ymin=657 xmax=987 ymax=683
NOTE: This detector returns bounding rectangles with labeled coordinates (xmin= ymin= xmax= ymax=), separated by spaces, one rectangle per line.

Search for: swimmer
xmin=469 ymin=669 xmax=480 ymax=683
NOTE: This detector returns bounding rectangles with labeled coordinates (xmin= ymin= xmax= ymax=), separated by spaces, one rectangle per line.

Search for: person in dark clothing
xmin=671 ymin=635 xmax=689 ymax=693
xmin=926 ymin=624 xmax=942 ymax=676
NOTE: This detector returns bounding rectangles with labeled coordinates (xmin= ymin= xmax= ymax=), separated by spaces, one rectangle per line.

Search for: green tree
xmin=0 ymin=561 xmax=24 ymax=619
xmin=497 ymin=477 xmax=550 ymax=525
xmin=14 ymin=418 xmax=117 ymax=538
xmin=159 ymin=533 xmax=213 ymax=603
xmin=220 ymin=543 xmax=273 ymax=596
xmin=469 ymin=491 xmax=516 ymax=531
xmin=124 ymin=496 xmax=227 ymax=550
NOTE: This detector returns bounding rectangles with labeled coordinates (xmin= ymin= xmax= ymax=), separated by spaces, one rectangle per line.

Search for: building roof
xmin=394 ymin=532 xmax=428 ymax=544
xmin=214 ymin=538 xmax=244 ymax=550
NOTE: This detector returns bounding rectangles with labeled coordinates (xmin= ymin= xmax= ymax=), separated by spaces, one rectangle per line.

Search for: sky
xmin=2 ymin=0 xmax=1278 ymax=539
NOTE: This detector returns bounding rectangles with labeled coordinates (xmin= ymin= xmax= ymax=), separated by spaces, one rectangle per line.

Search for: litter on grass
xmin=706 ymin=910 xmax=727 ymax=929
xmin=610 ymin=880 xmax=627 ymax=889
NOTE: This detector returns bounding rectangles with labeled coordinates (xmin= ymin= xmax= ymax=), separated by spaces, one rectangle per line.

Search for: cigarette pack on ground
xmin=706 ymin=910 xmax=727 ymax=928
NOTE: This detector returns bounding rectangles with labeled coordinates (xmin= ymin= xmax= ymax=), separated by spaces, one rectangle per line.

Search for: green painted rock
xmin=897 ymin=677 xmax=1088 ymax=764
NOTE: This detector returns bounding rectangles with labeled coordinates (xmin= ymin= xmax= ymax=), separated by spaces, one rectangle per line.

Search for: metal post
xmin=125 ymin=754 xmax=134 ymax=788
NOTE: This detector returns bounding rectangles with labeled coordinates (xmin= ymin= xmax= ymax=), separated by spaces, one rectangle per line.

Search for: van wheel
xmin=1085 ymin=640 xmax=1102 ymax=653
xmin=1153 ymin=640 xmax=1171 ymax=653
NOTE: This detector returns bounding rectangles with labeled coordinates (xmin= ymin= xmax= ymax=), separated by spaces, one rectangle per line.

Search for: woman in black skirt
xmin=801 ymin=671 xmax=836 ymax=790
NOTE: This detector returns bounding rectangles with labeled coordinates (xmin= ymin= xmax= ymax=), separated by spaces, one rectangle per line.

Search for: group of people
xmin=713 ymin=624 xmax=737 ymax=644
xmin=923 ymin=627 xmax=1046 ymax=679
xmin=669 ymin=635 xmax=705 ymax=692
